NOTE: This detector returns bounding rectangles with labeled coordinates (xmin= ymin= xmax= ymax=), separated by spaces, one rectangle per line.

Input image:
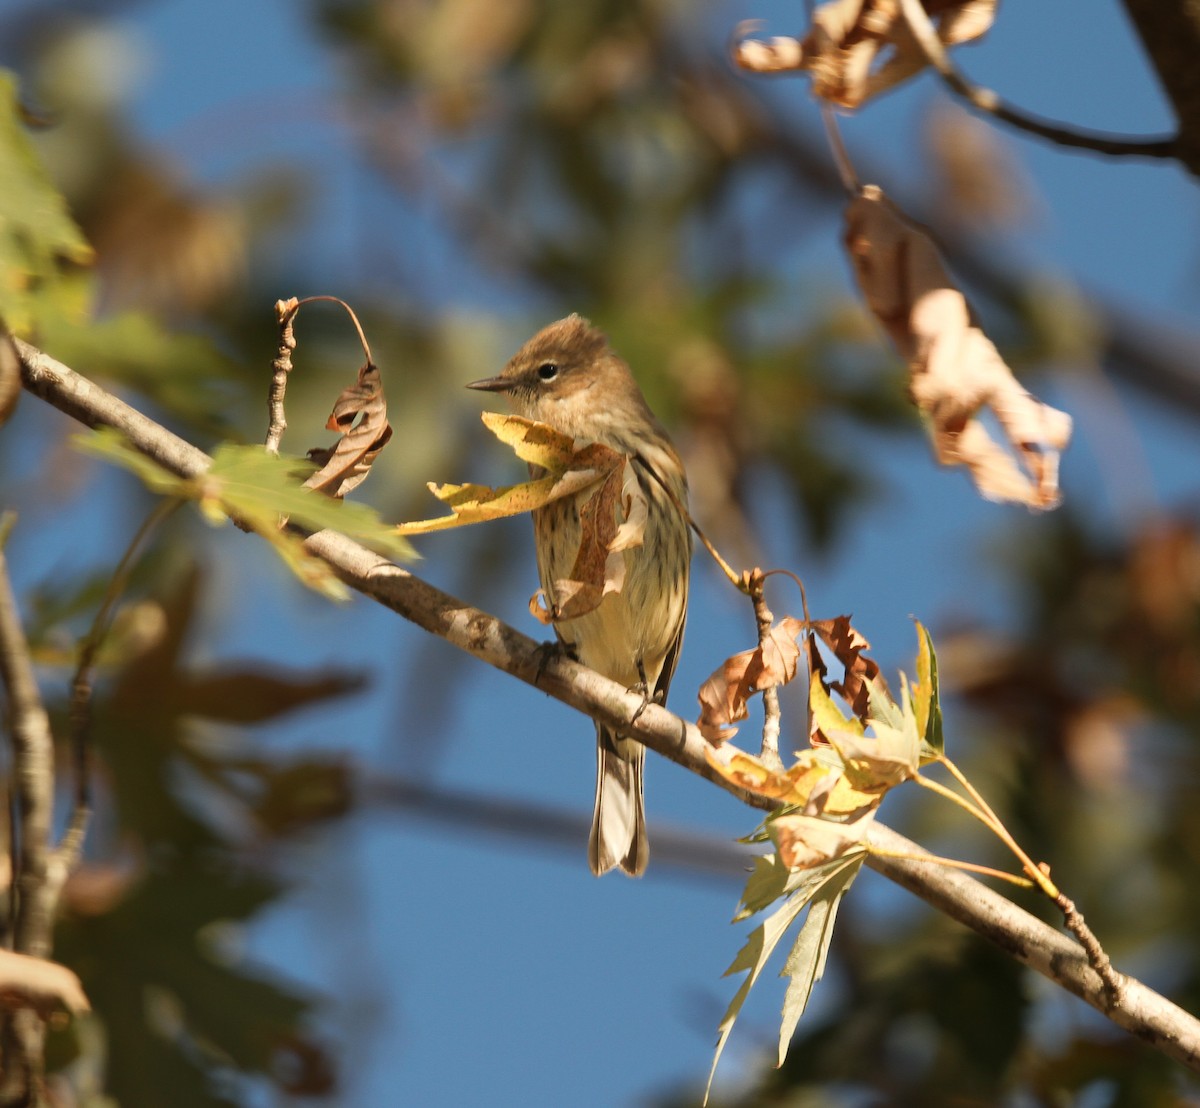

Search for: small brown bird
xmin=469 ymin=315 xmax=692 ymax=876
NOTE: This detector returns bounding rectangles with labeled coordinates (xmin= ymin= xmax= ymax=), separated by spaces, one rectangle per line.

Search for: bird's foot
xmin=629 ymin=659 xmax=664 ymax=726
xmin=533 ymin=639 xmax=578 ymax=685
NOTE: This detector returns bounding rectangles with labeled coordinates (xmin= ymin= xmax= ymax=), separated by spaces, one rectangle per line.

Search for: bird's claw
xmin=533 ymin=639 xmax=578 ymax=685
xmin=629 ymin=659 xmax=664 ymax=725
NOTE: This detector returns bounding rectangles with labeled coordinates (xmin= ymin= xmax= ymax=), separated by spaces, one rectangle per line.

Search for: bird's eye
xmin=536 ymin=363 xmax=559 ymax=381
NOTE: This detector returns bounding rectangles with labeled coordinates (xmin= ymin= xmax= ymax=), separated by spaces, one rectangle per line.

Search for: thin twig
xmin=265 ymin=298 xmax=299 ymax=454
xmin=15 ymin=340 xmax=1200 ymax=1073
xmin=938 ymin=753 xmax=1059 ymax=898
xmin=895 ymin=0 xmax=1178 ymax=161
xmin=0 ymin=517 xmax=56 ymax=1100
xmin=641 ymin=455 xmax=745 ymax=590
xmin=747 ymin=569 xmax=784 ymax=771
xmin=820 ymin=103 xmax=860 ymax=194
xmin=922 ymin=755 xmax=1122 ymax=1004
xmin=1057 ymin=892 xmax=1125 ymax=1008
xmin=0 ymin=524 xmax=55 ymax=961
xmin=912 ymin=769 xmax=990 ymax=825
xmin=266 ymin=294 xmax=375 ymax=456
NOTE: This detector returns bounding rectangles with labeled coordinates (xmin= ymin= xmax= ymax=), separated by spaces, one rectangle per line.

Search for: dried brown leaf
xmin=535 ymin=457 xmax=649 ymax=623
xmin=810 ymin=616 xmax=881 ymax=724
xmin=698 ymin=617 xmax=806 ymax=742
xmin=734 ymin=0 xmax=995 ymax=109
xmin=305 ymin=361 xmax=393 ymax=498
xmin=844 ymin=185 xmax=1072 ymax=509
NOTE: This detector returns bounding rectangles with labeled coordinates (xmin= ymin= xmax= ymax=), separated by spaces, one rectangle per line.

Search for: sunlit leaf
xmin=913 ymin=620 xmax=944 ymax=759
xmin=395 ymin=413 xmax=622 ymax=534
xmin=705 ymin=853 xmax=863 ymax=1104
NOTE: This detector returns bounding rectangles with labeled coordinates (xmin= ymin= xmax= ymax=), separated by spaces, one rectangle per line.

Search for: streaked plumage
xmin=468 ymin=315 xmax=691 ymax=875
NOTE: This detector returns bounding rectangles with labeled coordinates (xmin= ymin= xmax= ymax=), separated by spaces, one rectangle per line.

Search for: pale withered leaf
xmin=734 ymin=0 xmax=995 ymax=109
xmin=775 ymin=855 xmax=863 ymax=1065
xmin=704 ymin=852 xmax=863 ymax=1104
xmin=844 ymin=185 xmax=1072 ymax=509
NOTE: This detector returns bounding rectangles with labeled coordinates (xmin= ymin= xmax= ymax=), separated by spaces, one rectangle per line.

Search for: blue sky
xmin=6 ymin=0 xmax=1200 ymax=1104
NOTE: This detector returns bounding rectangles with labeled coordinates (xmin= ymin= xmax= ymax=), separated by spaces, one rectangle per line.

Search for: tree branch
xmin=1121 ymin=0 xmax=1200 ymax=177
xmin=0 ymin=521 xmax=64 ymax=1102
xmin=15 ymin=339 xmax=1200 ymax=1072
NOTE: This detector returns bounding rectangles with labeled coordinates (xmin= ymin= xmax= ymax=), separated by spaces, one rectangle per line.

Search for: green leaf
xmin=735 ymin=850 xmax=849 ymax=922
xmin=706 ymin=853 xmax=863 ymax=1104
xmin=204 ymin=442 xmax=415 ymax=557
xmin=704 ymin=887 xmax=811 ymax=1105
xmin=913 ymin=620 xmax=944 ymax=759
xmin=73 ymin=429 xmax=415 ymax=600
xmin=776 ymin=854 xmax=863 ymax=1065
xmin=0 ymin=71 xmax=94 ymax=335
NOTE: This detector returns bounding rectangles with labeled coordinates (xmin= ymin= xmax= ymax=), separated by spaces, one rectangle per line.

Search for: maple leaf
xmin=697 ymin=616 xmax=806 ymax=741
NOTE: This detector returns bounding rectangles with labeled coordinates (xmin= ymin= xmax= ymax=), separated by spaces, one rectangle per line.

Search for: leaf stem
xmin=866 ymin=845 xmax=1033 ymax=889
xmin=911 ymin=770 xmax=990 ymax=825
xmin=937 ymin=754 xmax=1059 ymax=899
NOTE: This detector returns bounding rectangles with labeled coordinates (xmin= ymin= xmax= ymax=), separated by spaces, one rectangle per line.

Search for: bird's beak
xmin=466 ymin=375 xmax=512 ymax=393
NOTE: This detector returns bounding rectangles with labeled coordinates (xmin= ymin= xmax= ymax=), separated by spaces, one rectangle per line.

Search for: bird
xmin=468 ymin=314 xmax=692 ymax=875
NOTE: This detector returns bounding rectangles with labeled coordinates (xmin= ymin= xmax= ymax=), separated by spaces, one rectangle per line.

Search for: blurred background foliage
xmin=2 ymin=0 xmax=1200 ymax=1105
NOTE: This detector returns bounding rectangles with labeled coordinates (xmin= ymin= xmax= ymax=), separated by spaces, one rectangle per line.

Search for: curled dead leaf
xmin=305 ymin=361 xmax=393 ymax=498
xmin=844 ymin=185 xmax=1071 ymax=509
xmin=697 ymin=617 xmax=806 ymax=742
xmin=810 ymin=615 xmax=881 ymax=725
xmin=542 ymin=457 xmax=647 ymax=623
xmin=734 ymin=0 xmax=995 ymax=109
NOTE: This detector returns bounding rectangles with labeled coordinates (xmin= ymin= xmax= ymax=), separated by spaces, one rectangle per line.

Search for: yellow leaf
xmin=395 ymin=413 xmax=628 ymax=535
xmin=481 ymin=411 xmax=577 ymax=468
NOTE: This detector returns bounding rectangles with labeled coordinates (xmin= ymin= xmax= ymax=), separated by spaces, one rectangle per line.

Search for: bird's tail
xmin=588 ymin=725 xmax=647 ymax=877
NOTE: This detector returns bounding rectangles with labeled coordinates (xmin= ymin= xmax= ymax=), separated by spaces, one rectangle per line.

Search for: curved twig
xmin=895 ymin=0 xmax=1178 ymax=160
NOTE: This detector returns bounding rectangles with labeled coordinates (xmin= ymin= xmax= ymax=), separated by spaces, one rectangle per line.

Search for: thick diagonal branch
xmin=15 ymin=340 xmax=1200 ymax=1072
